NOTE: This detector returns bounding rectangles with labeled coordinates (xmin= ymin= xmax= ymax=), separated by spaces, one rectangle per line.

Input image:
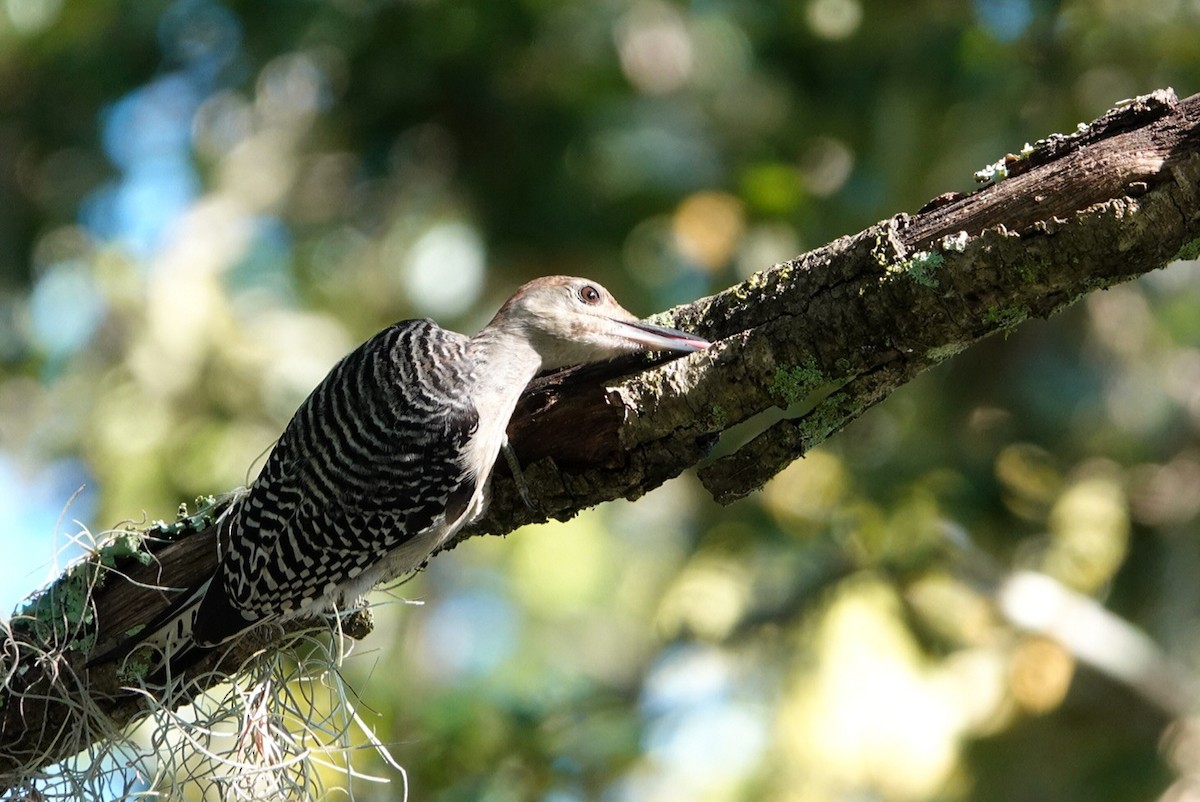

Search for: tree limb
xmin=3 ymin=88 xmax=1199 ymax=784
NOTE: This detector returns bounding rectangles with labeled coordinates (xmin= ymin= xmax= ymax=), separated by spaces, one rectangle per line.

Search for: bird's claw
xmin=502 ymin=441 xmax=536 ymax=513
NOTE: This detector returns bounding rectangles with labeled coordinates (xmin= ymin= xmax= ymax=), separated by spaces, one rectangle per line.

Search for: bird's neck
xmin=467 ymin=323 xmax=544 ymax=405
xmin=457 ymin=325 xmax=544 ymax=488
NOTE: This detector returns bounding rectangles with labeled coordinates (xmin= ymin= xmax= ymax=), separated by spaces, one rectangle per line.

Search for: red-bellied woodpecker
xmin=91 ymin=276 xmax=708 ymax=664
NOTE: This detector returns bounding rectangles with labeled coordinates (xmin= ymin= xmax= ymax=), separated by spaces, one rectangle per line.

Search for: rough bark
xmin=3 ymin=88 xmax=1200 ymax=784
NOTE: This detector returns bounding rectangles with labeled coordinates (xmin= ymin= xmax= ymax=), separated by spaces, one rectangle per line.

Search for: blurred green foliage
xmin=3 ymin=0 xmax=1200 ymax=799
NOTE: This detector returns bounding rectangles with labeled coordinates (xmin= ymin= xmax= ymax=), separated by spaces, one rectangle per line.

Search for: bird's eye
xmin=578 ymin=285 xmax=602 ymax=304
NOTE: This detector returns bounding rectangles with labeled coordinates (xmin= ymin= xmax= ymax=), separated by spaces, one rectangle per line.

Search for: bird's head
xmin=490 ymin=276 xmax=710 ymax=371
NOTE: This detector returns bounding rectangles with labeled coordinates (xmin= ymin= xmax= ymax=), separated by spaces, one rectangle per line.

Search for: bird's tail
xmin=87 ymin=578 xmax=214 ymax=682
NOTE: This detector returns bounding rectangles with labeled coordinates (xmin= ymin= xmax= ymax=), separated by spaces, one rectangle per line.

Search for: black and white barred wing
xmin=192 ymin=320 xmax=480 ymax=646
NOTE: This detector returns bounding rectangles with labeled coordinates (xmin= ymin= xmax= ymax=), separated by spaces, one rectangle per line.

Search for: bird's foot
xmin=502 ymin=440 xmax=536 ymax=512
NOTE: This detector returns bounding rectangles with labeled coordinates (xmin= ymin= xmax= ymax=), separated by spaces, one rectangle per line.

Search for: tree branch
xmin=3 ymin=88 xmax=1199 ymax=784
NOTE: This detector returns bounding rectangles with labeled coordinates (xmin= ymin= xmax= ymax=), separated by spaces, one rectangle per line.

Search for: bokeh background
xmin=3 ymin=0 xmax=1200 ymax=799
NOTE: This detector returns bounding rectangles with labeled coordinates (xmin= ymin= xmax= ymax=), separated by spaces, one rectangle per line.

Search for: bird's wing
xmin=193 ymin=320 xmax=480 ymax=644
xmin=286 ymin=320 xmax=478 ymax=509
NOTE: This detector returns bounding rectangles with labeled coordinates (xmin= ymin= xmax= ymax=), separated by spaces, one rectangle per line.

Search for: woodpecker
xmin=91 ymin=276 xmax=708 ymax=664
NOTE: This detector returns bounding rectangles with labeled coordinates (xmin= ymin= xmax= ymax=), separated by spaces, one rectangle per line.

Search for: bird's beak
xmin=612 ymin=319 xmax=711 ymax=353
